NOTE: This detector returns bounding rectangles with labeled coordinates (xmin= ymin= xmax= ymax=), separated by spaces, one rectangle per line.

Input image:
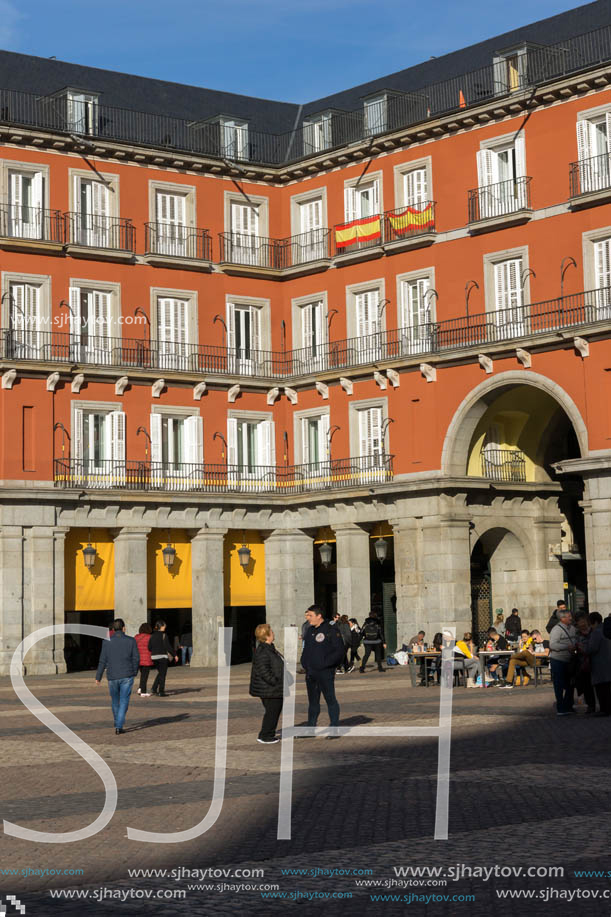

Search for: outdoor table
xmin=478 ymin=649 xmax=548 ymax=686
xmin=407 ymin=650 xmax=441 ymax=687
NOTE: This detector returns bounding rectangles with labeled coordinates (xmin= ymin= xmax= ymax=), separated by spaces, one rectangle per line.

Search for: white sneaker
xmin=137 ymin=688 xmax=141 ymax=694
xmin=141 ymin=693 xmax=151 ymax=697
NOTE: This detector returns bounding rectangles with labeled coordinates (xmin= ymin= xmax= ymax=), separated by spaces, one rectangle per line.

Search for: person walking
xmin=149 ymin=619 xmax=177 ymax=697
xmin=585 ymin=612 xmax=611 ymax=716
xmin=505 ymin=608 xmax=522 ymax=642
xmin=549 ymin=607 xmax=577 ymax=715
xmin=359 ymin=612 xmax=386 ymax=673
xmin=134 ymin=622 xmax=153 ymax=697
xmin=249 ymin=623 xmax=285 ymax=744
xmin=300 ymin=604 xmax=345 ymax=737
xmin=574 ymin=614 xmax=596 ymax=713
xmin=337 ymin=614 xmax=354 ymax=674
xmin=348 ymin=618 xmax=361 ymax=668
xmin=179 ymin=622 xmax=193 ymax=666
xmin=95 ymin=618 xmax=139 ymax=734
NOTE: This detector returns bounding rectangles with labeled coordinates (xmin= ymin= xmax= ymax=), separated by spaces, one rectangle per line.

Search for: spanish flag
xmin=387 ymin=203 xmax=434 ymax=235
xmin=335 ymin=214 xmax=381 ymax=249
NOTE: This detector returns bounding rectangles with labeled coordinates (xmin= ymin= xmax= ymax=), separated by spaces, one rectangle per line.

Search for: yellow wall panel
xmin=65 ymin=529 xmax=114 ymax=612
xmin=224 ymin=531 xmax=265 ymax=606
xmin=147 ymin=531 xmax=192 ymax=609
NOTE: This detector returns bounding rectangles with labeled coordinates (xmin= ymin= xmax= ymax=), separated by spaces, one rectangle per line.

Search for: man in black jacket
xmin=301 ymin=605 xmax=345 ymax=737
xmin=505 ymin=608 xmax=522 ymax=640
xmin=360 ymin=612 xmax=386 ymax=673
xmin=546 ymin=599 xmax=568 ymax=634
xmin=95 ymin=619 xmax=140 ymax=734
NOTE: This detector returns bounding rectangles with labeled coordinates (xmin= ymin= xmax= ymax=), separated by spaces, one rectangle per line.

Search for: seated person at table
xmin=484 ymin=628 xmax=508 ymax=682
xmin=517 ymin=629 xmax=531 ymax=650
xmin=406 ymin=630 xmax=427 ymax=684
xmin=499 ymin=630 xmax=549 ymax=688
xmin=428 ymin=632 xmax=444 ymax=684
xmin=454 ymin=632 xmax=480 ymax=687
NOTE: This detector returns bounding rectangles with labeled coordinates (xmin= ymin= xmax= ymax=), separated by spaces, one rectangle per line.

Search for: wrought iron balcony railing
xmin=468 ymin=177 xmax=532 ymax=222
xmin=53 ymin=453 xmax=394 ymax=494
xmin=569 ymin=151 xmax=611 ymax=197
xmin=3 ymin=287 xmax=611 ymax=379
xmin=219 ymin=228 xmax=331 ymax=269
xmin=480 ymin=448 xmax=527 ymax=482
xmin=0 ymin=204 xmax=63 ymax=243
xmin=144 ymin=222 xmax=212 ymax=261
xmin=0 ymin=23 xmax=608 ymax=165
xmin=64 ymin=212 xmax=136 ymax=252
xmin=333 ymin=202 xmax=436 ymax=256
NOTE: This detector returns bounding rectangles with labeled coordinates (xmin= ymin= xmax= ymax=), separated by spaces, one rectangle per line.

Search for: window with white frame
xmin=150 ymin=412 xmax=203 ymax=472
xmin=7 ymin=169 xmax=44 ymax=239
xmin=156 ymin=296 xmax=190 ymax=369
xmin=344 ymin=179 xmax=380 ymax=221
xmin=73 ymin=406 xmax=125 ymax=478
xmin=353 ymin=288 xmax=382 ymax=360
xmin=227 ymin=416 xmax=275 ymax=473
xmin=155 ymin=189 xmax=188 ymax=256
xmin=73 ymin=175 xmax=112 ymax=247
xmin=594 ymin=237 xmax=611 ymax=311
xmin=576 ymin=112 xmax=611 ymax=193
xmin=66 ymin=91 xmax=98 ymax=134
xmin=69 ymin=285 xmax=113 ymax=363
xmin=400 ymin=276 xmax=433 ymax=354
xmin=297 ymin=197 xmax=325 ymax=262
xmin=492 ymin=257 xmax=525 ymax=338
xmin=476 ymin=136 xmax=527 ymax=217
xmin=358 ymin=405 xmax=383 ymax=460
xmin=295 ymin=298 xmax=327 ymax=372
xmin=493 ymin=49 xmax=528 ymax=95
xmin=303 ymin=113 xmax=332 ymax=154
xmin=227 ymin=301 xmax=262 ymax=374
xmin=300 ymin=413 xmax=330 ymax=467
xmin=8 ymin=280 xmax=43 ymax=357
xmin=221 ymin=118 xmax=248 ymax=160
xmin=228 ymin=200 xmax=260 ymax=264
xmin=364 ymin=95 xmax=387 ymax=136
xmin=403 ymin=168 xmax=428 ymax=207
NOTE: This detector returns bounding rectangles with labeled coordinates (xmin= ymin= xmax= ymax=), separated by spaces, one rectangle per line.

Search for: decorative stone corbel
xmin=386 ymin=368 xmax=400 ymax=388
xmin=228 ymin=383 xmax=240 ymax=403
xmin=373 ymin=371 xmax=387 ymax=390
xmin=114 ymin=375 xmax=129 ymax=395
xmin=419 ymin=363 xmax=436 ymax=383
xmin=267 ymin=387 xmax=280 ymax=405
xmin=574 ymin=337 xmax=589 ymax=358
xmin=284 ymin=387 xmax=298 ymax=404
xmin=2 ymin=369 xmax=16 ymax=389
xmin=46 ymin=372 xmax=60 ymax=392
xmin=315 ymin=381 xmax=329 ymax=399
xmin=516 ymin=348 xmax=531 ymax=368
xmin=152 ymin=378 xmax=165 ymax=398
xmin=478 ymin=354 xmax=493 ymax=374
xmin=193 ymin=382 xmax=207 ymax=401
xmin=71 ymin=373 xmax=85 ymax=393
xmin=339 ymin=377 xmax=353 ymax=395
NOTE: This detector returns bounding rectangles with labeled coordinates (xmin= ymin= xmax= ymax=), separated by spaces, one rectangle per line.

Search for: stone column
xmin=391 ymin=517 xmax=421 ymax=641
xmin=583 ymin=474 xmax=611 ymax=608
xmin=335 ymin=523 xmax=370 ymax=618
xmin=0 ymin=526 xmax=24 ymax=676
xmin=191 ymin=528 xmax=227 ymax=667
xmin=419 ymin=507 xmax=472 ymax=638
xmin=114 ymin=527 xmax=151 ymax=638
xmin=25 ymin=526 xmax=67 ymax=675
xmin=53 ymin=527 xmax=68 ymax=673
xmin=264 ymin=529 xmax=314 ymax=652
xmin=530 ymin=510 xmax=565 ymax=631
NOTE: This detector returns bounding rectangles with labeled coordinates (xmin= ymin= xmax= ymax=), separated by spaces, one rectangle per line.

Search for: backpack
xmin=362 ymin=620 xmax=380 ymax=641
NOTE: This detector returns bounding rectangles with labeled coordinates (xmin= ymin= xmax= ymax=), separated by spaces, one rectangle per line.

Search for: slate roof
xmin=0 ymin=0 xmax=608 ymax=135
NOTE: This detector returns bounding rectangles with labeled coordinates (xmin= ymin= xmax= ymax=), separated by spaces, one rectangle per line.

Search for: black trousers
xmin=259 ymin=697 xmax=283 ymax=740
xmin=360 ymin=644 xmax=384 ymax=670
xmin=139 ymin=665 xmax=152 ymax=693
xmin=349 ymin=647 xmax=360 ymax=665
xmin=595 ymin=681 xmax=611 ymax=714
xmin=306 ymin=669 xmax=340 ymax=726
xmin=152 ymin=659 xmax=168 ymax=694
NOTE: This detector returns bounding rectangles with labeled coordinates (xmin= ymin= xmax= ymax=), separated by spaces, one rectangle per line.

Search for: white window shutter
xmin=320 ymin=412 xmax=330 ymax=460
xmin=93 ymin=291 xmax=110 ymax=340
xmin=371 ymin=179 xmax=380 ymax=215
xmin=595 ymin=239 xmax=611 ymax=289
xmin=9 ymin=171 xmax=21 ymax=210
xmin=302 ymin=303 xmax=313 ymax=351
xmin=110 ymin=410 xmax=126 ymax=463
xmin=301 ymin=417 xmax=310 ymax=464
xmin=31 ymin=172 xmax=43 ymax=211
xmin=576 ymin=119 xmax=593 ymax=162
xmin=356 ymin=292 xmax=367 ymax=337
xmin=507 ymin=259 xmax=522 ymax=309
xmin=267 ymin=420 xmax=276 ymax=467
xmin=92 ymin=181 xmax=109 ymax=218
xmin=69 ymin=286 xmax=81 ymax=341
xmin=344 ymin=186 xmax=357 ymax=222
xmin=24 ymin=284 xmax=39 ymax=332
xmin=370 ymin=288 xmax=380 ymax=332
xmin=494 ymin=262 xmax=508 ymax=318
xmin=606 ymin=113 xmax=611 ymax=153
xmin=176 ymin=298 xmax=187 ymax=346
xmin=157 ymin=297 xmax=171 ymax=344
xmin=73 ymin=407 xmax=83 ymax=460
xmin=370 ymin=407 xmax=382 ymax=455
xmin=476 ymin=149 xmax=498 ymax=187
xmin=303 ymin=120 xmax=315 ymax=153
xmin=10 ymin=283 xmax=23 ymax=326
xmin=417 ymin=277 xmax=431 ymax=325
xmin=256 ymin=420 xmax=275 ymax=467
xmin=358 ymin=410 xmax=369 ymax=457
xmin=150 ymin=413 xmax=162 ymax=464
xmin=514 ymin=136 xmax=526 ymax=178
xmin=226 ymin=302 xmax=236 ymax=351
xmin=227 ymin=417 xmax=238 ymax=465
xmin=250 ymin=305 xmax=261 ymax=352
xmin=184 ymin=415 xmax=203 ymax=464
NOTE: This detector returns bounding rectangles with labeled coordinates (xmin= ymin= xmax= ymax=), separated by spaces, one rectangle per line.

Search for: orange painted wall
xmin=1 ymin=87 xmax=611 ymax=480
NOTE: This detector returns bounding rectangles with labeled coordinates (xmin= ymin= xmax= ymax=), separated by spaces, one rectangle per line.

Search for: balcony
xmin=480 ymin=448 xmax=526 ymax=483
xmin=333 ymin=202 xmax=436 ymax=263
xmin=53 ymin=454 xmax=394 ymax=495
xmin=569 ymin=152 xmax=611 ymax=208
xmin=218 ymin=229 xmax=331 ymax=277
xmin=64 ymin=212 xmax=136 ymax=261
xmin=0 ymin=204 xmax=63 ymax=252
xmin=467 ymin=177 xmax=532 ymax=232
xmin=143 ymin=223 xmax=213 ymax=269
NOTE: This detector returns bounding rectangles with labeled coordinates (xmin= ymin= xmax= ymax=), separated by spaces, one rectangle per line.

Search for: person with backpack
xmin=359 ymin=611 xmax=386 ymax=673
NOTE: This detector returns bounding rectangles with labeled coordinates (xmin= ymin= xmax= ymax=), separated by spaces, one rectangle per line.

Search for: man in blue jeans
xmin=300 ymin=605 xmax=346 ymax=738
xmin=96 ymin=618 xmax=140 ymax=734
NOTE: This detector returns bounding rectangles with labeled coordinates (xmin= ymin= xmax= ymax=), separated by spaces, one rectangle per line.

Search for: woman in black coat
xmin=249 ymin=623 xmax=284 ymax=744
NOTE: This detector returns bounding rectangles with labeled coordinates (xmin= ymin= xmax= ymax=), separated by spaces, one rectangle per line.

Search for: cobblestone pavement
xmin=1 ymin=664 xmax=611 ymax=916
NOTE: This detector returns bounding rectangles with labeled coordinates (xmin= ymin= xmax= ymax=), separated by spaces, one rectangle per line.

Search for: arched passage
xmin=470 ymin=527 xmax=531 ymax=641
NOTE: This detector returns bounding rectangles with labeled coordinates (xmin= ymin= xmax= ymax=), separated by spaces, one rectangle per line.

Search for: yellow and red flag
xmin=387 ymin=203 xmax=434 ymax=236
xmin=335 ymin=214 xmax=381 ymax=249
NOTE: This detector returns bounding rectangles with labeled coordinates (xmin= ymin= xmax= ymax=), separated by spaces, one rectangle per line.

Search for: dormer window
xmin=66 ymin=90 xmax=99 ymax=135
xmin=220 ymin=118 xmax=248 ymax=160
xmin=493 ymin=46 xmax=528 ymax=95
xmin=363 ymin=94 xmax=387 ymax=137
xmin=303 ymin=112 xmax=332 ymax=154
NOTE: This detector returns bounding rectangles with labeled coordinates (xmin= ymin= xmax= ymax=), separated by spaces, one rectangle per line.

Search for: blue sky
xmin=1 ymin=0 xmax=595 ymax=102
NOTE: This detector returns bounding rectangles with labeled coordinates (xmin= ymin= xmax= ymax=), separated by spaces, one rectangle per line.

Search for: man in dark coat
xmin=546 ymin=599 xmax=568 ymax=634
xmin=359 ymin=612 xmax=386 ymax=673
xmin=95 ymin=618 xmax=139 ymax=735
xmin=301 ymin=604 xmax=345 ymax=737
xmin=505 ymin=608 xmax=522 ymax=640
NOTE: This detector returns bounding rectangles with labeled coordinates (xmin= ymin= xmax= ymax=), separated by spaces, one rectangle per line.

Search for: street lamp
xmin=319 ymin=541 xmax=333 ymax=567
xmin=134 ymin=307 xmax=150 ymax=342
xmin=162 ymin=542 xmax=176 ymax=569
xmin=327 ymin=424 xmax=340 ymax=461
xmin=213 ymin=314 xmax=227 ymax=350
xmin=560 ymin=256 xmax=577 ymax=299
xmin=136 ymin=425 xmax=151 ymax=459
xmin=53 ymin=421 xmax=69 ymax=457
xmin=465 ymin=280 xmax=479 ymax=320
xmin=238 ymin=543 xmax=251 ymax=568
xmin=327 ymin=308 xmax=339 ymax=337
xmin=374 ymin=536 xmax=388 ymax=564
xmin=213 ymin=431 xmax=228 ymax=462
xmin=82 ymin=529 xmax=97 ymax=569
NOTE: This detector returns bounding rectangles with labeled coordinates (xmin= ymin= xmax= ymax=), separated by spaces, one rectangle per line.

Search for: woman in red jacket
xmin=134 ymin=622 xmax=153 ymax=697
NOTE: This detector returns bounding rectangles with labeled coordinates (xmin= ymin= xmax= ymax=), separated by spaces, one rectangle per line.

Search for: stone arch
xmin=441 ymin=371 xmax=588 ymax=477
xmin=470 ymin=525 xmax=534 ymax=635
xmin=470 ymin=516 xmax=535 ymax=561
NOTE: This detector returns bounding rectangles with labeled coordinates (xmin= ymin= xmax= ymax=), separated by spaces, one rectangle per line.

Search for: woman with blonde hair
xmin=249 ymin=623 xmax=285 ymax=744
